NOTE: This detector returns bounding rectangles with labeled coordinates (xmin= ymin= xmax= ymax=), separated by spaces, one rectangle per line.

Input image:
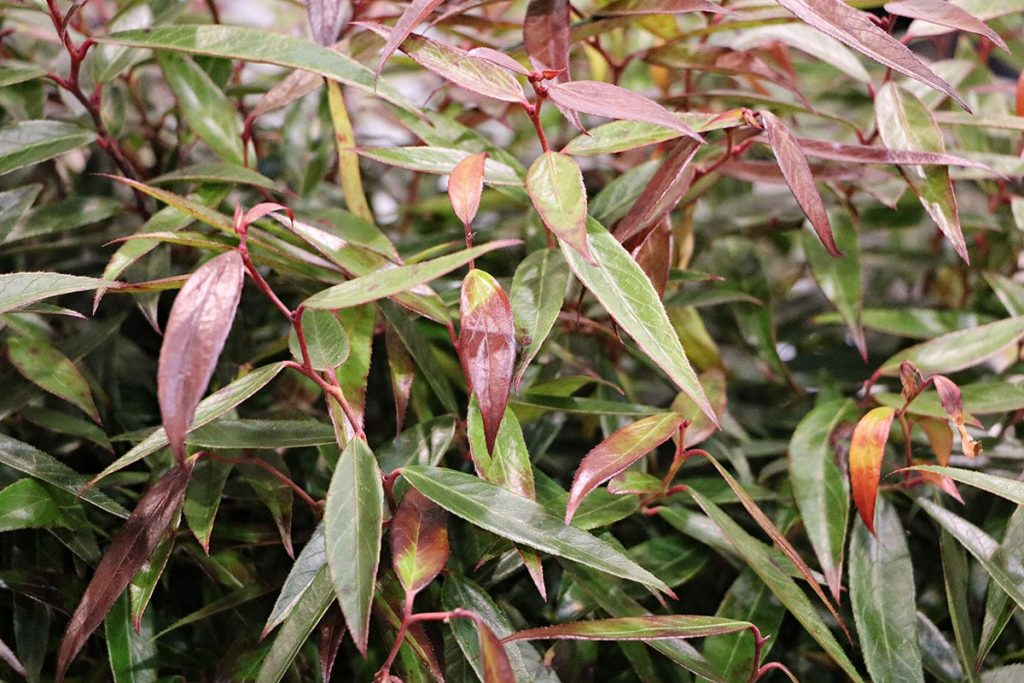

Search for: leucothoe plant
xmin=1 ymin=0 xmax=1024 ymax=682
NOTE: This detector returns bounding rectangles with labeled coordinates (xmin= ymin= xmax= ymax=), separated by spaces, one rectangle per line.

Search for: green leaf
xmin=703 ymin=570 xmax=785 ymax=682
xmin=850 ymin=498 xmax=924 ymax=683
xmin=535 ymin=470 xmax=640 ymax=530
xmin=150 ymin=162 xmax=277 ymax=188
xmin=186 ymin=419 xmax=337 ymax=449
xmin=563 ymin=113 xmax=735 ymax=156
xmin=910 ymin=466 xmax=1024 ymax=505
xmin=788 ymin=398 xmax=859 ymax=602
xmin=876 ymin=380 xmax=1024 ymax=418
xmin=876 ymin=82 xmax=967 ymax=262
xmin=376 ymin=415 xmax=458 ymax=473
xmin=129 ymin=533 xmax=175 ymax=634
xmin=510 ymin=248 xmax=569 ymax=389
xmin=157 ymin=52 xmax=245 ymax=164
xmin=380 ymin=303 xmax=458 ymax=413
xmin=92 ymin=363 xmax=286 ymax=482
xmin=917 ymin=611 xmax=965 ymax=683
xmin=8 ymin=334 xmax=100 ymax=423
xmin=0 ymin=479 xmax=65 ymax=532
xmin=357 ymin=146 xmax=524 ymax=186
xmin=878 ymin=316 xmax=1024 ymax=375
xmin=940 ymin=528 xmax=978 ymax=681
xmin=506 ymin=615 xmax=752 ymax=642
xmin=0 ymin=184 xmax=42 ymax=242
xmin=403 ymin=466 xmax=667 ymax=593
xmin=98 ymin=26 xmax=416 ymax=112
xmin=288 ymin=309 xmax=349 ymax=370
xmin=183 ymin=456 xmax=232 ymax=552
xmin=263 ymin=524 xmax=326 ymax=637
xmin=0 ymin=60 xmax=47 ymax=87
xmin=256 ymin=566 xmax=333 ymax=683
xmin=0 ymin=272 xmax=111 ymax=315
xmin=303 ymin=240 xmax=519 ymax=310
xmin=685 ymin=489 xmax=865 ymax=682
xmin=324 ymin=437 xmax=383 ymax=655
xmin=241 ymin=453 xmax=294 ymax=557
xmin=105 ymin=593 xmax=157 ymax=683
xmin=978 ymin=508 xmax=1024 ymax=668
xmin=526 ymin=152 xmax=591 ymax=262
xmin=561 ymin=218 xmax=714 ymax=424
xmin=804 ymin=212 xmax=865 ymax=358
xmin=0 ymin=121 xmax=97 ymax=176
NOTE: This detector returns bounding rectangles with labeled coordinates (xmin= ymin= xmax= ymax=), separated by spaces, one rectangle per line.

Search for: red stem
xmin=205 ymin=451 xmax=321 ymax=516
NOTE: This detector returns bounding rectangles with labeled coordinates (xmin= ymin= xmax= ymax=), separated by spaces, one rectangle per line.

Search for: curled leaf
xmin=391 ymin=488 xmax=450 ymax=599
xmin=158 ymin=250 xmax=245 ymax=464
xmin=850 ymin=407 xmax=896 ymax=534
xmin=932 ymin=375 xmax=982 ymax=458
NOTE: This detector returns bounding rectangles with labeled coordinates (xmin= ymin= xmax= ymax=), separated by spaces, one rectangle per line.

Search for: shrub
xmin=1 ymin=0 xmax=1024 ymax=681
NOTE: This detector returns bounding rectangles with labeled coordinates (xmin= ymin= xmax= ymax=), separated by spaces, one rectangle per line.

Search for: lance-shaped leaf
xmin=614 ymin=138 xmax=700 ymax=246
xmin=459 ymin=270 xmax=515 ymax=454
xmin=524 ymin=0 xmax=571 ymax=77
xmin=850 ymin=498 xmax=924 ymax=682
xmin=479 ymin=620 xmax=516 ymax=682
xmin=908 ymin=466 xmax=1024 ymax=507
xmin=263 ymin=524 xmax=326 ymax=637
xmin=547 ymin=81 xmax=702 ymax=142
xmin=0 ymin=272 xmax=111 ymax=315
xmin=773 ymin=0 xmax=966 ymax=108
xmin=505 ymin=615 xmax=751 ymax=643
xmin=56 ymin=464 xmax=192 ymax=682
xmin=257 ymin=567 xmax=334 ymax=683
xmin=401 ymin=466 xmax=671 ymax=594
xmin=562 ymin=219 xmax=716 ymax=425
xmin=449 ymin=152 xmax=488 ymax=229
xmin=8 ymin=335 xmax=101 ymax=423
xmin=375 ymin=0 xmax=443 ymax=78
xmin=324 ymin=437 xmax=383 ymax=655
xmin=318 ymin=606 xmax=346 ymax=683
xmin=597 ymin=0 xmax=731 ymax=15
xmin=385 ymin=323 xmax=416 ymax=434
xmin=184 ymin=456 xmax=232 ymax=553
xmin=510 ymin=248 xmax=569 ymax=389
xmin=527 ymin=152 xmax=591 ymax=262
xmin=931 ymin=375 xmax=982 ymax=457
xmin=704 ymin=570 xmax=785 ymax=681
xmin=876 ymin=82 xmax=968 ymax=263
xmin=878 ymin=316 xmax=1024 ymax=376
xmin=0 ymin=121 xmax=97 ymax=176
xmin=791 ymin=136 xmax=992 ymax=170
xmin=884 ymin=0 xmax=1007 ymax=52
xmin=391 ymin=488 xmax=449 ymax=599
xmin=804 ymin=211 xmax=864 ymax=358
xmin=158 ymin=250 xmax=245 ymax=464
xmin=307 ymin=0 xmax=349 ymax=46
xmin=849 ymin=407 xmax=896 ymax=534
xmin=761 ymin=111 xmax=838 ymax=257
xmin=566 ymin=413 xmax=683 ymax=524
xmin=303 ymin=240 xmax=519 ymax=310
xmin=789 ymin=399 xmax=859 ymax=603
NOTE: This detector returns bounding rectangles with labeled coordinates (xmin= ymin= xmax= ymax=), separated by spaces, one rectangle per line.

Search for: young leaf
xmin=459 ymin=269 xmax=516 ymax=454
xmin=761 ymin=111 xmax=838 ymax=257
xmin=547 ymin=81 xmax=702 ymax=142
xmin=526 ymin=152 xmax=591 ymax=262
xmin=479 ymin=621 xmax=516 ymax=683
xmin=385 ymin=323 xmax=416 ymax=434
xmin=788 ymin=398 xmax=859 ymax=603
xmin=391 ymin=488 xmax=449 ymax=599
xmin=876 ymin=82 xmax=967 ymax=263
xmin=884 ymin=0 xmax=1007 ymax=52
xmin=374 ymin=0 xmax=444 ymax=79
xmin=773 ymin=0 xmax=967 ymax=108
xmin=8 ymin=335 xmax=101 ymax=423
xmin=524 ymin=0 xmax=571 ymax=78
xmin=324 ymin=437 xmax=383 ymax=655
xmin=931 ymin=376 xmax=982 ymax=457
xmin=565 ymin=413 xmax=683 ymax=524
xmin=158 ymin=250 xmax=245 ymax=464
xmin=56 ymin=464 xmax=192 ymax=682
xmin=510 ymin=248 xmax=570 ymax=389
xmin=449 ymin=152 xmax=488 ymax=228
xmin=849 ymin=406 xmax=896 ymax=534
xmin=0 ymin=121 xmax=97 ymax=176
xmin=307 ymin=0 xmax=349 ymax=46
xmin=613 ymin=138 xmax=700 ymax=245
xmin=402 ymin=466 xmax=672 ymax=594
xmin=850 ymin=497 xmax=925 ymax=683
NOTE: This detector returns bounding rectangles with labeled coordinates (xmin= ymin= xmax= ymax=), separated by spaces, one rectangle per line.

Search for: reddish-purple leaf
xmin=850 ymin=406 xmax=896 ymax=534
xmin=598 ymin=0 xmax=731 ymax=15
xmin=458 ymin=270 xmax=515 ymax=454
xmin=466 ymin=47 xmax=532 ymax=75
xmin=632 ymin=216 xmax=673 ymax=299
xmin=307 ymin=0 xmax=349 ymax=46
xmin=318 ymin=606 xmax=346 ymax=683
xmin=761 ymin=111 xmax=839 ymax=257
xmin=774 ymin=0 xmax=967 ymax=109
xmin=613 ymin=138 xmax=700 ymax=246
xmin=240 ymin=202 xmax=292 ymax=230
xmin=391 ymin=488 xmax=450 ymax=598
xmin=504 ymin=615 xmax=751 ymax=642
xmin=932 ymin=375 xmax=983 ymax=457
xmin=885 ymin=0 xmax=1008 ymax=52
xmin=548 ymin=81 xmax=702 ymax=142
xmin=478 ymin=620 xmax=515 ymax=683
xmin=918 ymin=468 xmax=964 ymax=503
xmin=0 ymin=637 xmax=26 ymax=679
xmin=566 ymin=412 xmax=684 ymax=524
xmin=375 ymin=0 xmax=445 ymax=80
xmin=158 ymin=250 xmax=245 ymax=464
xmin=899 ymin=360 xmax=926 ymax=402
xmin=526 ymin=151 xmax=592 ymax=263
xmin=385 ymin=322 xmax=416 ymax=435
xmin=449 ymin=152 xmax=488 ymax=228
xmin=56 ymin=464 xmax=192 ymax=682
xmin=792 ymin=136 xmax=994 ymax=171
xmin=524 ymin=0 xmax=571 ymax=81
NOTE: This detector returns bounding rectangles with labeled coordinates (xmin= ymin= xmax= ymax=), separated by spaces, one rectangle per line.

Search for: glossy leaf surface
xmin=849 ymin=407 xmax=896 ymax=534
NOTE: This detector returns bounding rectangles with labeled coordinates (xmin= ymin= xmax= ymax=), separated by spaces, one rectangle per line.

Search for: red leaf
xmin=792 ymin=136 xmax=995 ymax=171
xmin=385 ymin=323 xmax=416 ymax=435
xmin=375 ymin=0 xmax=444 ymax=80
xmin=524 ymin=0 xmax=571 ymax=81
xmin=761 ymin=111 xmax=839 ymax=257
xmin=885 ymin=0 xmax=1008 ymax=52
xmin=918 ymin=468 xmax=964 ymax=503
xmin=318 ymin=606 xmax=346 ymax=683
xmin=458 ymin=270 xmax=515 ymax=454
xmin=56 ymin=464 xmax=192 ymax=682
xmin=849 ymin=407 xmax=896 ymax=534
xmin=932 ymin=375 xmax=983 ymax=457
xmin=774 ymin=0 xmax=967 ymax=109
xmin=631 ymin=216 xmax=673 ymax=298
xmin=307 ymin=0 xmax=349 ymax=46
xmin=614 ymin=138 xmax=700 ymax=246
xmin=566 ymin=413 xmax=684 ymax=524
xmin=548 ymin=81 xmax=702 ymax=143
xmin=158 ymin=250 xmax=245 ymax=464
xmin=899 ymin=360 xmax=925 ymax=402
xmin=466 ymin=47 xmax=532 ymax=75
xmin=597 ymin=0 xmax=732 ymax=15
xmin=240 ymin=202 xmax=292 ymax=230
xmin=390 ymin=488 xmax=450 ymax=598
xmin=478 ymin=621 xmax=515 ymax=683
xmin=449 ymin=152 xmax=488 ymax=228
